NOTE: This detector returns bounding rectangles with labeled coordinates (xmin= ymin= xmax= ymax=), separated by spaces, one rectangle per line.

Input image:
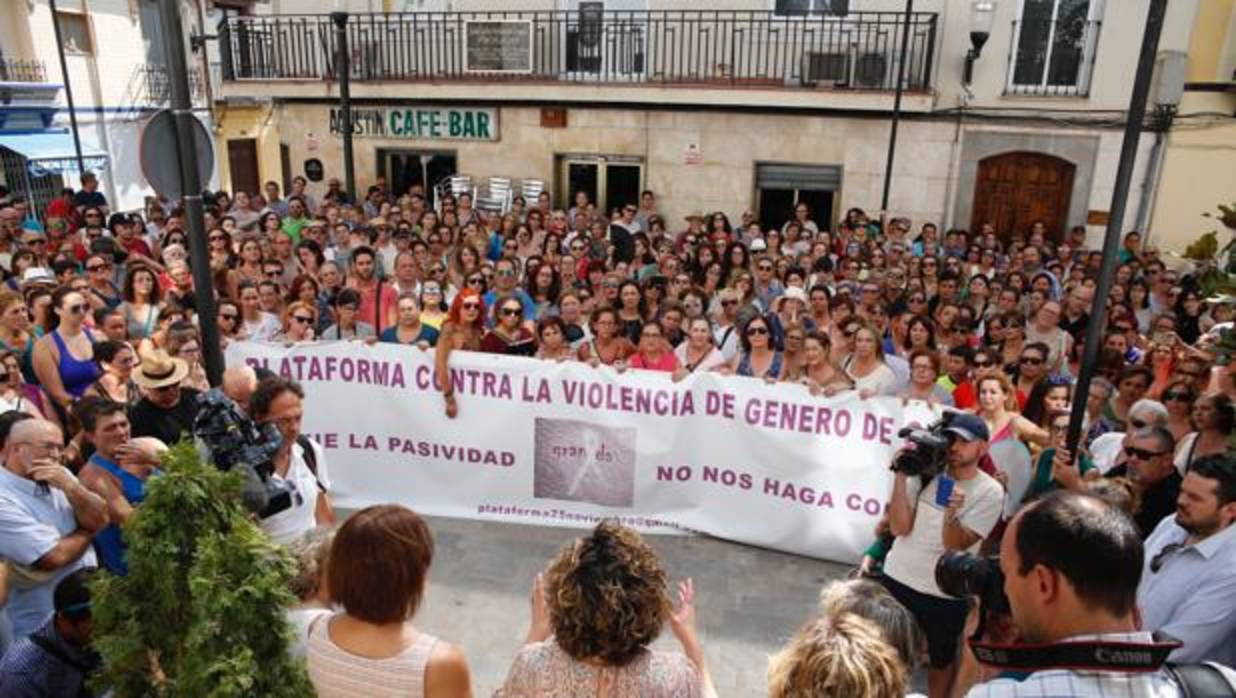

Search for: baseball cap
xmin=944 ymin=413 xmax=990 ymax=442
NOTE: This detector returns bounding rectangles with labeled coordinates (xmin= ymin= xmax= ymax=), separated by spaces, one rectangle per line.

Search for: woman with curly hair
xmin=496 ymin=520 xmax=713 ymax=697
xmin=767 ymin=613 xmax=907 ymax=698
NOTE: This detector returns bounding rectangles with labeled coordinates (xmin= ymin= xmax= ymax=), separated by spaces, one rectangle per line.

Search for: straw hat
xmin=132 ymin=350 xmax=189 ymax=389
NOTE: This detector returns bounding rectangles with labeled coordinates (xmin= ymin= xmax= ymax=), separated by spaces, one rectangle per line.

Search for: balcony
xmin=218 ymin=10 xmax=938 ymax=108
xmin=138 ymin=63 xmax=206 ymax=105
xmin=0 ymin=58 xmax=49 ymax=84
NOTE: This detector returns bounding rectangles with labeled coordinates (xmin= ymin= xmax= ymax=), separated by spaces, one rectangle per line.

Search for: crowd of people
xmin=0 ymin=172 xmax=1232 ymax=697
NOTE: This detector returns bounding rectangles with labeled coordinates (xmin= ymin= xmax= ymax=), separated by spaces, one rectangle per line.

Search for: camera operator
xmin=1137 ymin=453 xmax=1236 ymax=665
xmin=881 ymin=413 xmax=1004 ymax=698
xmin=961 ymin=490 xmax=1230 ymax=696
xmin=248 ymin=377 xmax=335 ymax=545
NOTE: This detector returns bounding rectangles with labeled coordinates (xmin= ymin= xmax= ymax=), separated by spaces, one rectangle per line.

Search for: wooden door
xmin=227 ymin=138 xmax=260 ymax=196
xmin=970 ymin=151 xmax=1075 ymax=242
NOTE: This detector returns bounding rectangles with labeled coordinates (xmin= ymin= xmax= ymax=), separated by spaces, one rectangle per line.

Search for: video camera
xmin=192 ymin=389 xmax=295 ymax=519
xmin=891 ymin=412 xmax=959 ymax=477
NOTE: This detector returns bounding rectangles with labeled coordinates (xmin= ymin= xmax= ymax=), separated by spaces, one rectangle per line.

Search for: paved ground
xmin=405 ymin=515 xmax=854 ymax=697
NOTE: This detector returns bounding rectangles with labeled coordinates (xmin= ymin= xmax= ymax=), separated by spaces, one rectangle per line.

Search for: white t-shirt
xmin=884 ymin=471 xmax=1004 ymax=597
xmin=243 ymin=312 xmax=282 ymax=342
xmin=260 ymin=438 xmax=330 ymax=546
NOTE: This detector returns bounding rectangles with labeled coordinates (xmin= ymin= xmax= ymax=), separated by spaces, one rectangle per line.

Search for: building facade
xmin=208 ymin=0 xmax=1226 ymax=250
xmin=0 ymin=0 xmax=217 ymax=217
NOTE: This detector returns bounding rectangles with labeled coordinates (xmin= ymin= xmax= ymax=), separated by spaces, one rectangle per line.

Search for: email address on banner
xmin=476 ymin=504 xmax=700 ymax=534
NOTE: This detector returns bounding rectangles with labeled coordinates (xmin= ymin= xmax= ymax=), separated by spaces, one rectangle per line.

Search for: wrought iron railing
xmin=0 ymin=57 xmax=49 ymax=83
xmin=219 ymin=10 xmax=938 ymax=91
xmin=140 ymin=63 xmax=205 ymax=104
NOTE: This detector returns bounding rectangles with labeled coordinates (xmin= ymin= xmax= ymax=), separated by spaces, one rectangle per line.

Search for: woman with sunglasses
xmin=1158 ymin=379 xmax=1196 ymax=442
xmin=1174 ymin=393 xmax=1234 ymax=475
xmin=726 ymin=315 xmax=783 ymax=382
xmin=436 ymin=289 xmax=485 ymax=418
xmin=1023 ymin=408 xmax=1098 ymax=504
xmin=279 ymin=301 xmax=319 ymax=345
xmin=418 ymin=282 xmax=448 ymax=330
xmin=841 ymin=322 xmax=894 ymax=398
xmin=482 ymin=295 xmax=537 ymax=357
xmin=32 ymin=287 xmax=101 ymax=419
xmin=85 ymin=339 xmax=140 ymax=406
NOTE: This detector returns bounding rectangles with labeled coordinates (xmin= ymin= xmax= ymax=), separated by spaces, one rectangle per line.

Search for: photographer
xmin=249 ymin=377 xmax=335 ymax=545
xmin=881 ymin=413 xmax=1004 ymax=698
xmin=961 ymin=491 xmax=1223 ymax=696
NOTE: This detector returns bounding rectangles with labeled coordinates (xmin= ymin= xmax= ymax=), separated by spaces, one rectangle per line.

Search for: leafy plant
xmin=1182 ymin=203 xmax=1236 ymax=298
xmin=90 ymin=441 xmax=312 ymax=697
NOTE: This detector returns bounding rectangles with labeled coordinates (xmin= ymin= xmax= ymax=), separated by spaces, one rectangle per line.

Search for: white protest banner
xmin=226 ymin=341 xmax=938 ymax=564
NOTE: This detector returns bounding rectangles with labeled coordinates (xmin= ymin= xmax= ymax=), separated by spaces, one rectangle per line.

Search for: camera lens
xmin=935 ymin=551 xmax=992 ymax=599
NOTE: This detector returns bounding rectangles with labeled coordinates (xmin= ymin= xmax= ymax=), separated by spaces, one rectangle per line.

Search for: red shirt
xmin=953 ymin=381 xmax=977 ymax=410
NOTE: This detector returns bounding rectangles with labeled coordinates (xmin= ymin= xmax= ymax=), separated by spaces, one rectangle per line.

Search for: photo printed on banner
xmin=534 ymin=418 xmax=636 ymax=508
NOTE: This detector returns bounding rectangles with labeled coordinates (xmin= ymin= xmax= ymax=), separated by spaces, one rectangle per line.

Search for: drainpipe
xmin=1135 ymin=108 xmax=1172 ymax=242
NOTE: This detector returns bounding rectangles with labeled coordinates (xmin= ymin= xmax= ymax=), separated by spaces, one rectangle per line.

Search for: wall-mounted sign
xmin=305 ymin=132 xmax=320 ymax=152
xmin=683 ymin=143 xmax=703 ymax=166
xmin=464 ymin=20 xmax=533 ymax=73
xmin=304 ymin=158 xmax=324 ymax=182
xmin=328 ymin=107 xmax=499 ymax=142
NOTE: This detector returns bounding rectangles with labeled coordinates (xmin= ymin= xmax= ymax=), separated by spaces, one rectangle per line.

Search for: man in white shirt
xmin=882 ymin=413 xmax=1004 ymax=698
xmin=1138 ymin=454 xmax=1236 ymax=665
xmin=0 ymin=418 xmax=107 ymax=637
xmin=249 ymin=378 xmax=335 ymax=546
xmin=963 ymin=491 xmax=1198 ymax=697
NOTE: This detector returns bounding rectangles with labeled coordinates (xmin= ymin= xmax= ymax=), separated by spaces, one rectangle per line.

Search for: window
xmin=55 ymin=10 xmax=94 ymax=55
xmin=755 ymin=163 xmax=840 ymax=231
xmin=1007 ymin=0 xmax=1102 ymax=96
xmin=773 ymin=0 xmax=849 ymax=17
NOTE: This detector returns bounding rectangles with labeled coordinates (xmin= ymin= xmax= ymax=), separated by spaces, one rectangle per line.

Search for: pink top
xmin=307 ymin=614 xmax=438 ymax=698
xmin=628 ymin=351 xmax=679 ymax=373
xmin=496 ymin=640 xmax=700 ymax=698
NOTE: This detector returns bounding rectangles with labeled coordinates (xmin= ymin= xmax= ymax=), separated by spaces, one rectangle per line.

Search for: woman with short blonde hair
xmin=768 ymin=612 xmax=907 ymax=698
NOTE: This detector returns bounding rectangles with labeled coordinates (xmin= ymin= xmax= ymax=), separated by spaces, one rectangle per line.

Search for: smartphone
xmin=935 ymin=475 xmax=955 ymax=507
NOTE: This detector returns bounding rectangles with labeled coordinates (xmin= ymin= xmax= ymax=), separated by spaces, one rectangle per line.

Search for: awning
xmin=0 ymin=131 xmax=109 ymax=176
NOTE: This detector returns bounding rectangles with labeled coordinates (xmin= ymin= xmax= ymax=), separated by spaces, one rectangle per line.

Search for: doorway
xmin=226 ymin=138 xmax=260 ymax=196
xmin=556 ymin=154 xmax=643 ymax=217
xmin=378 ymin=149 xmax=457 ymax=199
xmin=754 ymin=162 xmax=840 ymax=232
xmin=970 ymin=151 xmax=1075 ymax=242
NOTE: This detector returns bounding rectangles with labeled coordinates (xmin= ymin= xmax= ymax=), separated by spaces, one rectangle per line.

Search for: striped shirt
xmin=307 ymin=613 xmax=437 ymax=698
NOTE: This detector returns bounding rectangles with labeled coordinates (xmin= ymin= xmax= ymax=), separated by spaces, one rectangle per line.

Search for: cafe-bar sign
xmin=328 ymin=107 xmax=498 ymax=142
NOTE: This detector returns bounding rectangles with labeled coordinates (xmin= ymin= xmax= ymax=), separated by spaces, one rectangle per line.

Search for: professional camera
xmin=891 ymin=412 xmax=958 ymax=477
xmin=935 ymin=550 xmax=1011 ymax=632
xmin=192 ymin=388 xmax=294 ymax=519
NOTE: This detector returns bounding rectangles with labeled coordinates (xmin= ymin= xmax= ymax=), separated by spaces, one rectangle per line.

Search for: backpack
xmin=295 ymin=434 xmax=326 ymax=493
xmin=1167 ymin=662 xmax=1236 ymax=697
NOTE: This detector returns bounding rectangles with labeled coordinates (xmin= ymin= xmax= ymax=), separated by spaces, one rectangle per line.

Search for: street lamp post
xmin=1066 ymin=0 xmax=1170 ymax=456
xmin=879 ymin=0 xmax=914 ymax=212
xmin=332 ymin=12 xmax=356 ymax=203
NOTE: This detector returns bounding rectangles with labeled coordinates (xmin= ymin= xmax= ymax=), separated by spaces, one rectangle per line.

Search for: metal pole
xmin=47 ymin=0 xmax=85 ymax=174
xmin=332 ymin=12 xmax=356 ymax=202
xmin=158 ymin=0 xmax=224 ymax=387
xmin=1066 ymin=0 xmax=1168 ymax=456
xmin=880 ymin=0 xmax=914 ymax=211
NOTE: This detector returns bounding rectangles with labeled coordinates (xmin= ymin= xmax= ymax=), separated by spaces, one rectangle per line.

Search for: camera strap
xmin=969 ymin=632 xmax=1181 ymax=673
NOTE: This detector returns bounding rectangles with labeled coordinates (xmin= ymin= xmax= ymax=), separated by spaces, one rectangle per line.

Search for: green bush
xmin=89 ymin=441 xmax=313 ymax=697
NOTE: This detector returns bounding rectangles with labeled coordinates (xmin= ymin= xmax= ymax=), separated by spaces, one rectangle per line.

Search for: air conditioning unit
xmin=852 ymin=51 xmax=889 ymax=89
xmin=800 ymin=51 xmax=852 ymax=87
